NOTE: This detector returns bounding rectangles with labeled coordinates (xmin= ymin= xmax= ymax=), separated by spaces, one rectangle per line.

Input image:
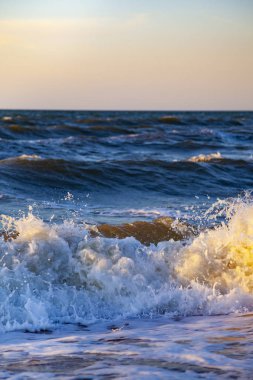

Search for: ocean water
xmin=0 ymin=110 xmax=253 ymax=379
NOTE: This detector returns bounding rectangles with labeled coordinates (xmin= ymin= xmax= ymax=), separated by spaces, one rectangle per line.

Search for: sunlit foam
xmin=0 ymin=197 xmax=253 ymax=331
xmin=188 ymin=152 xmax=222 ymax=163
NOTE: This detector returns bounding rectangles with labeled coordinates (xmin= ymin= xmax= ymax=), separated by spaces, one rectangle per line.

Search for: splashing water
xmin=0 ymin=196 xmax=252 ymax=332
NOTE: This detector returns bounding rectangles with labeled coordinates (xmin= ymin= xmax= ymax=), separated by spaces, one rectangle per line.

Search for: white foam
xmin=188 ymin=152 xmax=222 ymax=163
xmin=1 ymin=200 xmax=253 ymax=332
xmin=15 ymin=154 xmax=42 ymax=161
xmin=94 ymin=208 xmax=172 ymax=218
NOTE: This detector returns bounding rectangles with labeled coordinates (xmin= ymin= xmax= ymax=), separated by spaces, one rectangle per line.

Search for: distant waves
xmin=0 ymin=110 xmax=253 ymax=217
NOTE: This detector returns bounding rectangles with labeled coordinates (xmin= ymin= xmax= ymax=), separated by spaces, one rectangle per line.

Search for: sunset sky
xmin=0 ymin=0 xmax=252 ymax=110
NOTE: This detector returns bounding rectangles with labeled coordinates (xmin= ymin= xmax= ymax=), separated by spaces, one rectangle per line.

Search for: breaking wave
xmin=188 ymin=152 xmax=222 ymax=162
xmin=1 ymin=196 xmax=253 ymax=332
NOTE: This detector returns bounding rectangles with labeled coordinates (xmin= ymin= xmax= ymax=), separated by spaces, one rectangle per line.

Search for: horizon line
xmin=0 ymin=108 xmax=252 ymax=113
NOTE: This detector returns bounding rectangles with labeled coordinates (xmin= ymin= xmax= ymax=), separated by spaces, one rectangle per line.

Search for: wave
xmin=0 ymin=112 xmax=251 ymax=147
xmin=186 ymin=153 xmax=253 ymax=167
xmin=159 ymin=116 xmax=183 ymax=125
xmin=93 ymin=208 xmax=173 ymax=218
xmin=1 ymin=197 xmax=253 ymax=331
xmin=0 ymin=121 xmax=154 ymax=141
xmin=1 ymin=216 xmax=194 ymax=245
xmin=0 ymin=155 xmax=252 ymax=199
xmin=90 ymin=217 xmax=196 ymax=245
xmin=0 ymin=154 xmax=42 ymax=163
xmin=1 ymin=116 xmax=13 ymax=122
xmin=0 ymin=156 xmax=72 ymax=171
xmin=0 ymin=155 xmax=226 ymax=170
xmin=188 ymin=152 xmax=222 ymax=162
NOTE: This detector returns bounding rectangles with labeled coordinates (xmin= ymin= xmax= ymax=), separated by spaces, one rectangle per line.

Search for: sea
xmin=0 ymin=110 xmax=253 ymax=379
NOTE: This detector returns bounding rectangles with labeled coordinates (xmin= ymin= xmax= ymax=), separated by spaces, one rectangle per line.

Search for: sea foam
xmin=0 ymin=198 xmax=253 ymax=332
xmin=188 ymin=152 xmax=222 ymax=163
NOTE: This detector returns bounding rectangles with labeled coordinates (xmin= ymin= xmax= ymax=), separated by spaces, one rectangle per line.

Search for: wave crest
xmin=0 ymin=154 xmax=42 ymax=164
xmin=177 ymin=201 xmax=253 ymax=294
xmin=0 ymin=197 xmax=253 ymax=331
xmin=188 ymin=152 xmax=222 ymax=163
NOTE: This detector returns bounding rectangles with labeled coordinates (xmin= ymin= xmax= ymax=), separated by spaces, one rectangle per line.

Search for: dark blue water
xmin=0 ymin=110 xmax=253 ymax=223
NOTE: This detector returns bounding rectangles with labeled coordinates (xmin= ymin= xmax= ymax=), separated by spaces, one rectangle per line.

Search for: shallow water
xmin=0 ymin=110 xmax=253 ymax=378
xmin=1 ymin=314 xmax=253 ymax=379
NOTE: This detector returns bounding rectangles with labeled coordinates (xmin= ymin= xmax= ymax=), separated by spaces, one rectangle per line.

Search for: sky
xmin=0 ymin=0 xmax=252 ymax=110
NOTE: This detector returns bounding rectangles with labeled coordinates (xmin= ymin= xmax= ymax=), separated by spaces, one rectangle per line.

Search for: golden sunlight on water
xmin=177 ymin=204 xmax=253 ymax=293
